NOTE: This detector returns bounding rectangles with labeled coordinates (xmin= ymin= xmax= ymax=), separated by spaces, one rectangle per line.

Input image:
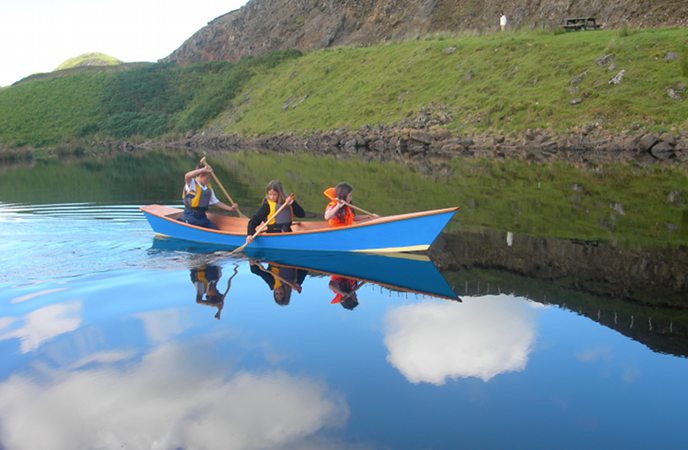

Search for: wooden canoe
xmin=140 ymin=204 xmax=458 ymax=253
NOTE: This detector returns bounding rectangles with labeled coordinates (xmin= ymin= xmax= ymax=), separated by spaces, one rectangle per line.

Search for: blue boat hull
xmin=141 ymin=205 xmax=458 ymax=253
xmin=245 ymin=248 xmax=459 ymax=300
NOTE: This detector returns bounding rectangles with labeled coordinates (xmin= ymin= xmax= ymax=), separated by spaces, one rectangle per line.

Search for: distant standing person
xmin=500 ymin=14 xmax=507 ymax=32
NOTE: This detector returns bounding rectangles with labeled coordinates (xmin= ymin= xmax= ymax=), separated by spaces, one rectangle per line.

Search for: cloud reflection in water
xmin=0 ymin=302 xmax=82 ymax=353
xmin=0 ymin=343 xmax=348 ymax=450
xmin=384 ymin=295 xmax=540 ymax=384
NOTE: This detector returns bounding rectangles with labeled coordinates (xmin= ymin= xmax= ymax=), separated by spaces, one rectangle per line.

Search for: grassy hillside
xmin=0 ymin=51 xmax=301 ymax=147
xmin=221 ymin=28 xmax=688 ymax=135
xmin=0 ymin=28 xmax=686 ymax=150
xmin=56 ymin=52 xmax=122 ymax=70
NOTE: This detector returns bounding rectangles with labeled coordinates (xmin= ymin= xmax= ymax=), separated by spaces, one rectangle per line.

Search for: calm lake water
xmin=0 ymin=151 xmax=687 ymax=450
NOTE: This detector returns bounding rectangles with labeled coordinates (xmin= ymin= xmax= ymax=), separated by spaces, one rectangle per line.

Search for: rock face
xmin=164 ymin=0 xmax=688 ymax=65
xmin=181 ymin=106 xmax=687 ymax=168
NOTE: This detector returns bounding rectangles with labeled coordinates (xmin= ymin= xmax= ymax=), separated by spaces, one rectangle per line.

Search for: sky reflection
xmin=0 ymin=301 xmax=82 ymax=353
xmin=0 ymin=342 xmax=348 ymax=450
xmin=384 ymin=295 xmax=541 ymax=384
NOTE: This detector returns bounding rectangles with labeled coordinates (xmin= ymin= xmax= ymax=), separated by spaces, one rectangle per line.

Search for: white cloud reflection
xmin=0 ymin=343 xmax=347 ymax=450
xmin=133 ymin=308 xmax=190 ymax=343
xmin=384 ymin=295 xmax=539 ymax=384
xmin=576 ymin=346 xmax=612 ymax=362
xmin=0 ymin=302 xmax=82 ymax=353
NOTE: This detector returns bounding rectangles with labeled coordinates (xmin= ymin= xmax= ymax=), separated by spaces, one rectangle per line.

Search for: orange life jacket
xmin=323 ymin=187 xmax=355 ymax=227
xmin=330 ymin=276 xmax=358 ymax=304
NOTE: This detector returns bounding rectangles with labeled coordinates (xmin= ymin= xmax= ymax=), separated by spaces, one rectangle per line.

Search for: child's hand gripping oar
xmin=323 ymin=187 xmax=378 ymax=218
xmin=231 ymin=194 xmax=295 ymax=255
xmin=199 ymin=156 xmax=246 ymax=218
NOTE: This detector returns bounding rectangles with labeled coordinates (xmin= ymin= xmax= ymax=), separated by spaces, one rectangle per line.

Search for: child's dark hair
xmin=335 ymin=182 xmax=353 ymax=200
xmin=266 ymin=180 xmax=286 ymax=203
xmin=334 ymin=182 xmax=353 ymax=222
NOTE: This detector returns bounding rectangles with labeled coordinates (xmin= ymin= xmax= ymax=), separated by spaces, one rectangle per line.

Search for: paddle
xmin=323 ymin=187 xmax=378 ymax=217
xmin=231 ymin=194 xmax=295 ymax=255
xmin=253 ymin=261 xmax=303 ymax=293
xmin=199 ymin=156 xmax=246 ymax=218
xmin=330 ymin=280 xmax=365 ymax=304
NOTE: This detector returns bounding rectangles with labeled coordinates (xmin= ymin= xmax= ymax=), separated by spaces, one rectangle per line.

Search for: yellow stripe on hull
xmin=354 ymin=244 xmax=430 ymax=253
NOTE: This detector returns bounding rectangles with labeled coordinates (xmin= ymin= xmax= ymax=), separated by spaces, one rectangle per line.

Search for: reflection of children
xmin=329 ymin=275 xmax=364 ymax=310
xmin=246 ymin=180 xmax=305 ymax=244
xmin=182 ymin=164 xmax=238 ymax=229
xmin=249 ymin=260 xmax=307 ymax=306
xmin=191 ymin=264 xmax=238 ymax=319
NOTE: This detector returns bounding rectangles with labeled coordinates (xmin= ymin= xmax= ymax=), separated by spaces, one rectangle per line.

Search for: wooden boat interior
xmin=145 ymin=204 xmax=334 ymax=234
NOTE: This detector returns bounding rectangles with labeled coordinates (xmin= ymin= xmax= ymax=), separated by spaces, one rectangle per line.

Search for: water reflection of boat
xmin=245 ymin=249 xmax=459 ymax=301
xmin=140 ymin=204 xmax=458 ymax=253
xmin=151 ymin=237 xmax=459 ymax=301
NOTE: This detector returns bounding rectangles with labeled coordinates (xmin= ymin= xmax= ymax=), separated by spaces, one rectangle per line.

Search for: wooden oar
xmin=231 ymin=194 xmax=294 ymax=255
xmin=253 ymin=262 xmax=303 ymax=293
xmin=338 ymin=199 xmax=377 ymax=217
xmin=200 ymin=156 xmax=246 ymax=218
xmin=330 ymin=280 xmax=365 ymax=304
xmin=323 ymin=187 xmax=378 ymax=217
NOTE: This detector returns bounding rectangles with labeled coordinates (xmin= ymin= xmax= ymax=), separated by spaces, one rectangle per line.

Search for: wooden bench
xmin=562 ymin=17 xmax=601 ymax=31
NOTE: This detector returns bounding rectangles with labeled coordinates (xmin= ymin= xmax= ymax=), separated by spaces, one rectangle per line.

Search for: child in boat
xmin=246 ymin=180 xmax=305 ymax=242
xmin=324 ymin=182 xmax=376 ymax=227
xmin=182 ymin=163 xmax=239 ymax=229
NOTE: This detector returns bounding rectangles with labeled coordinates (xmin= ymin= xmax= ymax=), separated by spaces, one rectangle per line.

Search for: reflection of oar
xmin=200 ymin=156 xmax=246 ymax=218
xmin=330 ymin=280 xmax=365 ymax=303
xmin=231 ymin=194 xmax=294 ymax=255
xmin=323 ymin=187 xmax=377 ymax=217
xmin=254 ymin=262 xmax=303 ymax=293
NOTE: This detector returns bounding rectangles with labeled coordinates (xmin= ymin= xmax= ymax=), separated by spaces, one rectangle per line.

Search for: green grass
xmin=0 ymin=51 xmax=302 ymax=147
xmin=223 ymin=28 xmax=688 ymax=135
xmin=216 ymin=151 xmax=688 ymax=246
xmin=56 ymin=52 xmax=121 ymax=70
xmin=1 ymin=28 xmax=686 ymax=148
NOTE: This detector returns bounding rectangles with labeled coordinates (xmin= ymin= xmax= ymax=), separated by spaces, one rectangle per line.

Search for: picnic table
xmin=562 ymin=17 xmax=601 ymax=31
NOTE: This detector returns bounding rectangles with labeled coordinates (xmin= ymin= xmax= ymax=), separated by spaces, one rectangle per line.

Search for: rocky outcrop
xmin=177 ymin=106 xmax=687 ymax=168
xmin=164 ymin=0 xmax=688 ymax=65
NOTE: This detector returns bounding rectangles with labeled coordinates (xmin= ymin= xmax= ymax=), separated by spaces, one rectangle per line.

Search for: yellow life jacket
xmin=270 ymin=266 xmax=282 ymax=289
xmin=183 ymin=179 xmax=213 ymax=209
xmin=266 ymin=198 xmax=293 ymax=225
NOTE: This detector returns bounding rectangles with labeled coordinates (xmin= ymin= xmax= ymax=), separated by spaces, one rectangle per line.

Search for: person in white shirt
xmin=500 ymin=14 xmax=508 ymax=32
xmin=182 ymin=164 xmax=238 ymax=228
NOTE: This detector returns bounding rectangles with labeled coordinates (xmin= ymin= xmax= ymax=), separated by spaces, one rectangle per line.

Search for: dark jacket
xmin=250 ymin=263 xmax=308 ymax=290
xmin=247 ymin=198 xmax=305 ymax=235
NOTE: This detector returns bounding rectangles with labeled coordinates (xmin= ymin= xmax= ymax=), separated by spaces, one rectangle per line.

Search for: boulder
xmin=649 ymin=142 xmax=676 ymax=160
xmin=639 ymin=134 xmax=660 ymax=151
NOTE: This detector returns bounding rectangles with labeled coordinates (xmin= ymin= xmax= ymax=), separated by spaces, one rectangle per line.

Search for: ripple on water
xmin=0 ymin=202 xmax=181 ymax=285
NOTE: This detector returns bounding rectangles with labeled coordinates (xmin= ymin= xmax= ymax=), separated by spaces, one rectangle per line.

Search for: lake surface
xmin=0 ymin=151 xmax=687 ymax=450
